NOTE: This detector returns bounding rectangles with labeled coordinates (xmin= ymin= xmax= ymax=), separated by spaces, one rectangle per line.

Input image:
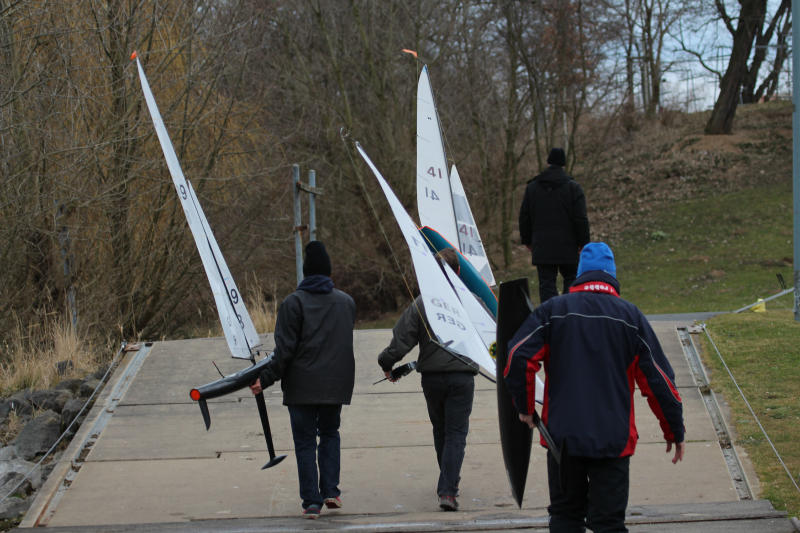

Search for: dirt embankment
xmin=578 ymin=101 xmax=792 ymax=242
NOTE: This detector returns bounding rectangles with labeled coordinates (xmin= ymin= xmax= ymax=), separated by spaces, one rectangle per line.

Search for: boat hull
xmin=496 ymin=278 xmax=534 ymax=507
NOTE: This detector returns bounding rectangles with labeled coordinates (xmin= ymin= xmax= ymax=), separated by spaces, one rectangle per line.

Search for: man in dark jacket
xmin=503 ymin=242 xmax=685 ymax=532
xmin=378 ymin=248 xmax=478 ymax=512
xmin=250 ymin=241 xmax=356 ymax=519
xmin=519 ymin=147 xmax=590 ymax=303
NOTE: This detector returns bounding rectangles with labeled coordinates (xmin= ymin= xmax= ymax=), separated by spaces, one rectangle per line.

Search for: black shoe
xmin=439 ymin=494 xmax=458 ymax=511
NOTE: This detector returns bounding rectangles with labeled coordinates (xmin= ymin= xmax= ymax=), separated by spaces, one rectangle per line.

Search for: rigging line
xmin=701 ymin=323 xmax=800 ymax=495
xmin=432 ymin=337 xmax=496 ymax=384
xmin=339 ymin=130 xmax=436 ymax=343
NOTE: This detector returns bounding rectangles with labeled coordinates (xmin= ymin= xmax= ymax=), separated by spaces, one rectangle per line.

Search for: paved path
xmin=16 ymin=321 xmax=797 ymax=531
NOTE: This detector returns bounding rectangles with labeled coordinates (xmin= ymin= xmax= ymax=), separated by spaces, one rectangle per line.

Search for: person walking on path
xmin=249 ymin=241 xmax=356 ymax=519
xmin=518 ymin=147 xmax=590 ymax=303
xmin=503 ymin=242 xmax=685 ymax=532
xmin=377 ymin=248 xmax=478 ymax=512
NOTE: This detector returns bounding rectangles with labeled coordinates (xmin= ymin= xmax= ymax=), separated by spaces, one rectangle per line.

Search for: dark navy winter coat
xmin=503 ymin=271 xmax=684 ymax=458
xmin=257 ymin=275 xmax=356 ymax=405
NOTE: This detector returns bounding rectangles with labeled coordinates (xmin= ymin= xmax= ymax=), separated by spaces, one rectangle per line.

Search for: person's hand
xmin=524 ymin=244 xmax=531 ymax=251
xmin=249 ymin=379 xmax=263 ymax=396
xmin=518 ymin=413 xmax=535 ymax=429
xmin=667 ymin=441 xmax=685 ymax=464
xmin=385 ymin=370 xmax=396 ymax=382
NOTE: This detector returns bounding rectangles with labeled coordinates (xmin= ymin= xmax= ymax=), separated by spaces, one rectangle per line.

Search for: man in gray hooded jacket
xmin=378 ymin=248 xmax=478 ymax=512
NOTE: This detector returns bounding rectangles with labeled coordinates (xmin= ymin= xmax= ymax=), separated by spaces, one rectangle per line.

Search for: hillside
xmin=494 ymin=100 xmax=794 ymax=315
xmin=585 ymin=101 xmax=792 ymax=242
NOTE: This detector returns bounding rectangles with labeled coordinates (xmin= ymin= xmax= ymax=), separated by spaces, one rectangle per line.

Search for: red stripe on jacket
xmin=634 ymin=358 xmax=678 ymax=443
xmin=620 ymin=356 xmax=640 ymax=456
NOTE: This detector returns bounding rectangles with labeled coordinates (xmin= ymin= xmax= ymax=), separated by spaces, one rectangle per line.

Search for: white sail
xmin=441 ymin=263 xmax=495 ymax=350
xmin=357 ymin=143 xmax=495 ymax=379
xmin=417 ymin=65 xmax=495 ymax=287
xmin=134 ymin=56 xmax=259 ymax=360
xmin=416 ymin=65 xmax=458 ymax=245
xmin=449 ymin=164 xmax=495 ymax=286
xmin=442 ymin=262 xmax=542 ymax=404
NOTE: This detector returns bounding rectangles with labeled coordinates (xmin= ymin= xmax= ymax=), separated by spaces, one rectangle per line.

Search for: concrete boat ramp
xmin=16 ymin=322 xmax=797 ymax=532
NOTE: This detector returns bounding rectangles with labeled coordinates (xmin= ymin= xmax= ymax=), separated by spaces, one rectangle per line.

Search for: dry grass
xmin=186 ymin=277 xmax=278 ymax=341
xmin=247 ymin=276 xmax=278 ymax=334
xmin=0 ymin=410 xmax=25 ymax=445
xmin=0 ymin=312 xmax=98 ymax=397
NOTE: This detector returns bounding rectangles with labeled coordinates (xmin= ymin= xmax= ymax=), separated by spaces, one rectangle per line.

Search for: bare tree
xmin=0 ymin=0 xmax=285 ymax=350
xmin=741 ymin=0 xmax=790 ymax=103
xmin=705 ymin=0 xmax=768 ymax=134
xmin=606 ymin=0 xmax=696 ymax=119
xmin=8 ymin=0 xmax=766 ymax=348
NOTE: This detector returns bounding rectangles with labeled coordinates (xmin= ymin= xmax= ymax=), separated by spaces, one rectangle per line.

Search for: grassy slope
xmin=578 ymin=102 xmax=799 ymax=516
xmin=698 ymin=311 xmax=799 ymax=517
xmin=616 ymin=183 xmax=793 ymax=314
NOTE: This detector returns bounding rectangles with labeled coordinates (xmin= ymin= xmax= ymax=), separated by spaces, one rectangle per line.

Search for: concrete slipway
xmin=15 ymin=320 xmax=798 ymax=532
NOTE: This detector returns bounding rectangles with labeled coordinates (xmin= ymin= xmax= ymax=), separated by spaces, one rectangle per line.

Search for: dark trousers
xmin=547 ymin=451 xmax=630 ymax=532
xmin=421 ymin=371 xmax=475 ymax=497
xmin=287 ymin=404 xmax=343 ymax=509
xmin=536 ymin=263 xmax=578 ymax=303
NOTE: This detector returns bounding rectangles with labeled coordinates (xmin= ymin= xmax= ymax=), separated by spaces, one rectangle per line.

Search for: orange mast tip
xmin=130 ymin=51 xmax=138 ymax=60
xmin=401 ymin=49 xmax=418 ymax=58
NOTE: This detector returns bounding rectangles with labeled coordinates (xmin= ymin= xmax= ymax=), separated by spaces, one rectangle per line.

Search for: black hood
xmin=529 ymin=166 xmax=571 ymax=189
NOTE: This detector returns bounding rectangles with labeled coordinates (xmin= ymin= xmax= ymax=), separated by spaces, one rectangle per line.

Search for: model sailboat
xmin=414 ymin=61 xmax=544 ymax=381
xmin=414 ymin=65 xmax=550 ymax=506
xmin=416 ymin=66 xmax=497 ymax=313
xmin=357 ymin=143 xmax=496 ymax=380
xmin=133 ymin=52 xmax=285 ymax=469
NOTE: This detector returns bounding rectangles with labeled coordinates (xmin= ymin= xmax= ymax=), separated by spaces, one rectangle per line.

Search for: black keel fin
xmin=199 ymin=399 xmax=211 ymax=430
xmin=255 ymin=392 xmax=287 ymax=469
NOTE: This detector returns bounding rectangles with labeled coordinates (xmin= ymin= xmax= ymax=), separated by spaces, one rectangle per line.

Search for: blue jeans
xmin=421 ymin=371 xmax=475 ymax=497
xmin=287 ymin=404 xmax=342 ymax=509
xmin=547 ymin=451 xmax=630 ymax=532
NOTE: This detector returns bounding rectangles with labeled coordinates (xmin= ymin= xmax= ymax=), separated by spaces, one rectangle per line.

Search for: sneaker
xmin=302 ymin=504 xmax=321 ymax=519
xmin=324 ymin=496 xmax=342 ymax=509
xmin=439 ymin=494 xmax=458 ymax=511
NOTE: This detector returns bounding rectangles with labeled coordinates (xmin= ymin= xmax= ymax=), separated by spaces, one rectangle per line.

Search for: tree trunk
xmin=741 ymin=0 xmax=789 ymax=103
xmin=754 ymin=3 xmax=791 ymax=102
xmin=705 ymin=0 xmax=767 ymax=134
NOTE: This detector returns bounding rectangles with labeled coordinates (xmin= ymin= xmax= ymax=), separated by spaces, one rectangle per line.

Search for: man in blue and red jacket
xmin=503 ymin=242 xmax=685 ymax=532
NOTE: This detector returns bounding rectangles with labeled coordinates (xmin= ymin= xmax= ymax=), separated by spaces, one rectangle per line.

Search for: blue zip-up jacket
xmin=503 ymin=271 xmax=684 ymax=458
